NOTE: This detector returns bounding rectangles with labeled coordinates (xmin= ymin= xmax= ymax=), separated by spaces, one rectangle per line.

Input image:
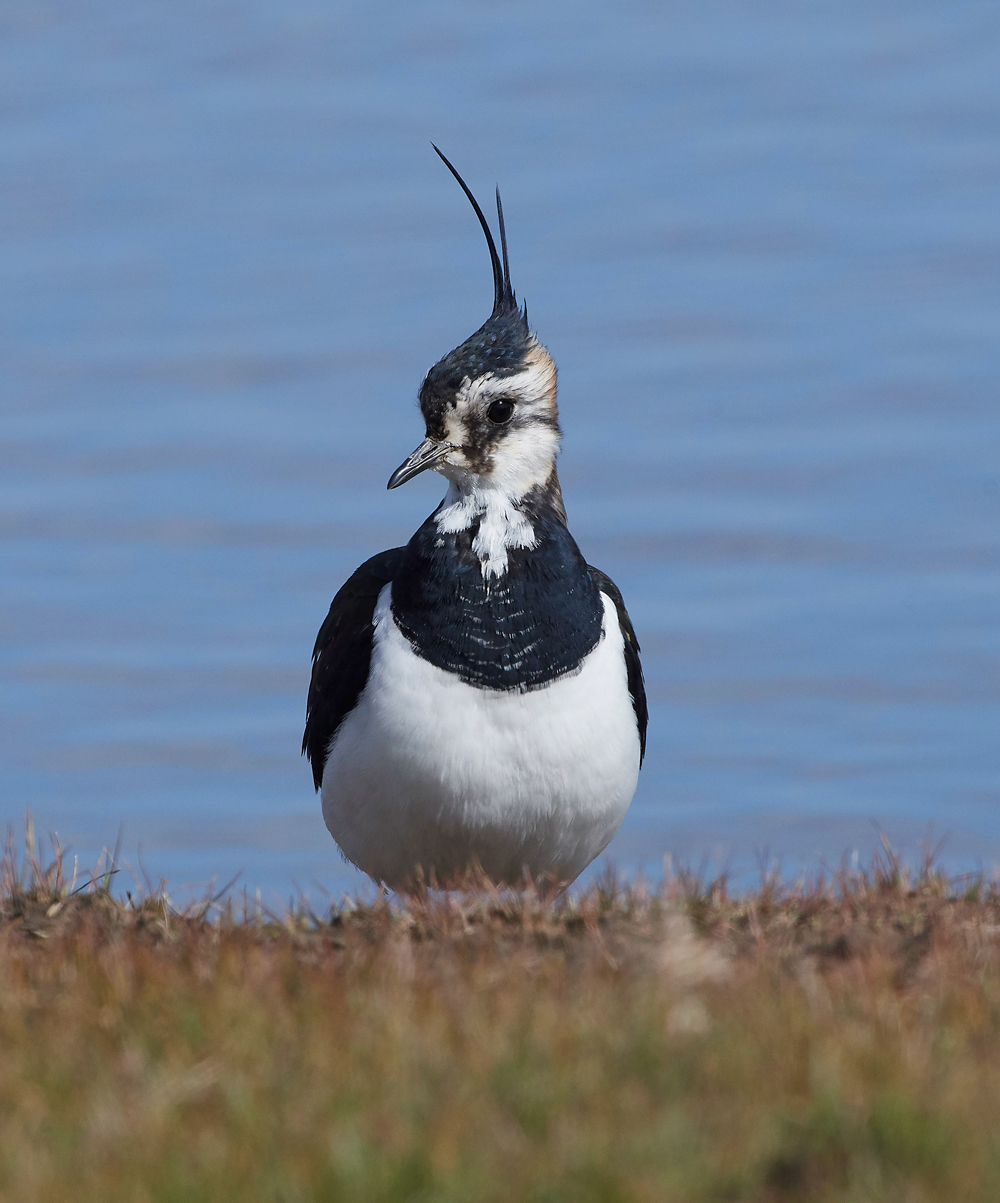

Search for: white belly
xmin=321 ymin=586 xmax=641 ymax=889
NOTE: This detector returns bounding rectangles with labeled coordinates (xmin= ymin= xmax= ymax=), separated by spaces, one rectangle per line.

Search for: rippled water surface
xmin=1 ymin=1 xmax=998 ymax=896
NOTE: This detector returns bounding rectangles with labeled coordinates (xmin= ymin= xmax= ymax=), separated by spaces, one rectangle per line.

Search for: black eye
xmin=486 ymin=398 xmax=515 ymax=424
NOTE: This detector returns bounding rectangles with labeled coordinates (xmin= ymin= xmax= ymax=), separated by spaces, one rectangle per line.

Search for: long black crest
xmin=432 ymin=145 xmax=519 ymax=318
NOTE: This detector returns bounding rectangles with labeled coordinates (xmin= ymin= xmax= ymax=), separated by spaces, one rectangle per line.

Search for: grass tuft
xmin=2 ymin=819 xmax=1000 ymax=1200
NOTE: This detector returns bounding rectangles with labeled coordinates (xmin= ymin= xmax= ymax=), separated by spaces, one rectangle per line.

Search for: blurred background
xmin=1 ymin=0 xmax=998 ymax=899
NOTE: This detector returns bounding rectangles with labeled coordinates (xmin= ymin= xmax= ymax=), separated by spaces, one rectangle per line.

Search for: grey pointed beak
xmin=386 ymin=438 xmax=455 ymax=490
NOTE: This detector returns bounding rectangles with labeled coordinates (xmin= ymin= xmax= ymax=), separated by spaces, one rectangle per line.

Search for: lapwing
xmin=304 ymin=149 xmax=646 ymax=890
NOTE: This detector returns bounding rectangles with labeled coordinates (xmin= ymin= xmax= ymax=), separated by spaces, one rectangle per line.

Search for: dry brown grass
xmin=3 ymin=820 xmax=1000 ymax=1201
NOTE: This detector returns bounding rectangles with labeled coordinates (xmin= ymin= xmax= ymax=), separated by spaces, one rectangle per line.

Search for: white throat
xmin=435 ymin=479 xmax=538 ymax=579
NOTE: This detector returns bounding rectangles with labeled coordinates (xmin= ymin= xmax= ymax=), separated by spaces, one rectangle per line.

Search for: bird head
xmin=388 ymin=148 xmax=560 ymax=505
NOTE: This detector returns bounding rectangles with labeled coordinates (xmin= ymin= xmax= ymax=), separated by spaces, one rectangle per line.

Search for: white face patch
xmin=430 ymin=340 xmax=560 ymax=579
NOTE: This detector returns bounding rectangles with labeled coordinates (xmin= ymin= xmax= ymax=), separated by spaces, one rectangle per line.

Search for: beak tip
xmin=385 ymin=464 xmax=409 ymax=491
xmin=386 ymin=439 xmax=452 ymax=492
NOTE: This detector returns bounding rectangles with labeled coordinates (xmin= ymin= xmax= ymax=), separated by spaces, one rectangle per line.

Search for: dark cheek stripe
xmin=390 ymin=511 xmax=604 ymax=691
xmin=451 ymin=412 xmax=558 ymax=474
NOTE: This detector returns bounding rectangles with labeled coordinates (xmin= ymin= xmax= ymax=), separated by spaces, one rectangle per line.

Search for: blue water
xmin=1 ymin=1 xmax=998 ymax=899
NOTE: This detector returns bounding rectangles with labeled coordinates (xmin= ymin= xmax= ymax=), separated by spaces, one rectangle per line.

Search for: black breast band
xmin=390 ymin=504 xmax=605 ymax=692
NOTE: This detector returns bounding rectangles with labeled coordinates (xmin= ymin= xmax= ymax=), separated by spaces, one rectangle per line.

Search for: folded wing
xmin=588 ymin=566 xmax=647 ymax=763
xmin=303 ymin=547 xmax=407 ymax=790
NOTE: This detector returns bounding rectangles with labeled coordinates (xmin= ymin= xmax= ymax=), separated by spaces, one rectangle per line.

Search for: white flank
xmin=321 ymin=586 xmax=641 ymax=889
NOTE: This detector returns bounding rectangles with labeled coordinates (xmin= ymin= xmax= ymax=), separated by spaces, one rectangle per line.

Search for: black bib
xmin=390 ymin=505 xmax=604 ymax=692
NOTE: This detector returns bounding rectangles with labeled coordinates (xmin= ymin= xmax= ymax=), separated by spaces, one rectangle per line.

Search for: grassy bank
xmin=3 ymin=831 xmax=1000 ymax=1201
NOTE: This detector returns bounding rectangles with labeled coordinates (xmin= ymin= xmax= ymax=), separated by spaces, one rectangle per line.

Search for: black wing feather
xmin=303 ymin=547 xmax=406 ymax=790
xmin=588 ymin=566 xmax=647 ymax=764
